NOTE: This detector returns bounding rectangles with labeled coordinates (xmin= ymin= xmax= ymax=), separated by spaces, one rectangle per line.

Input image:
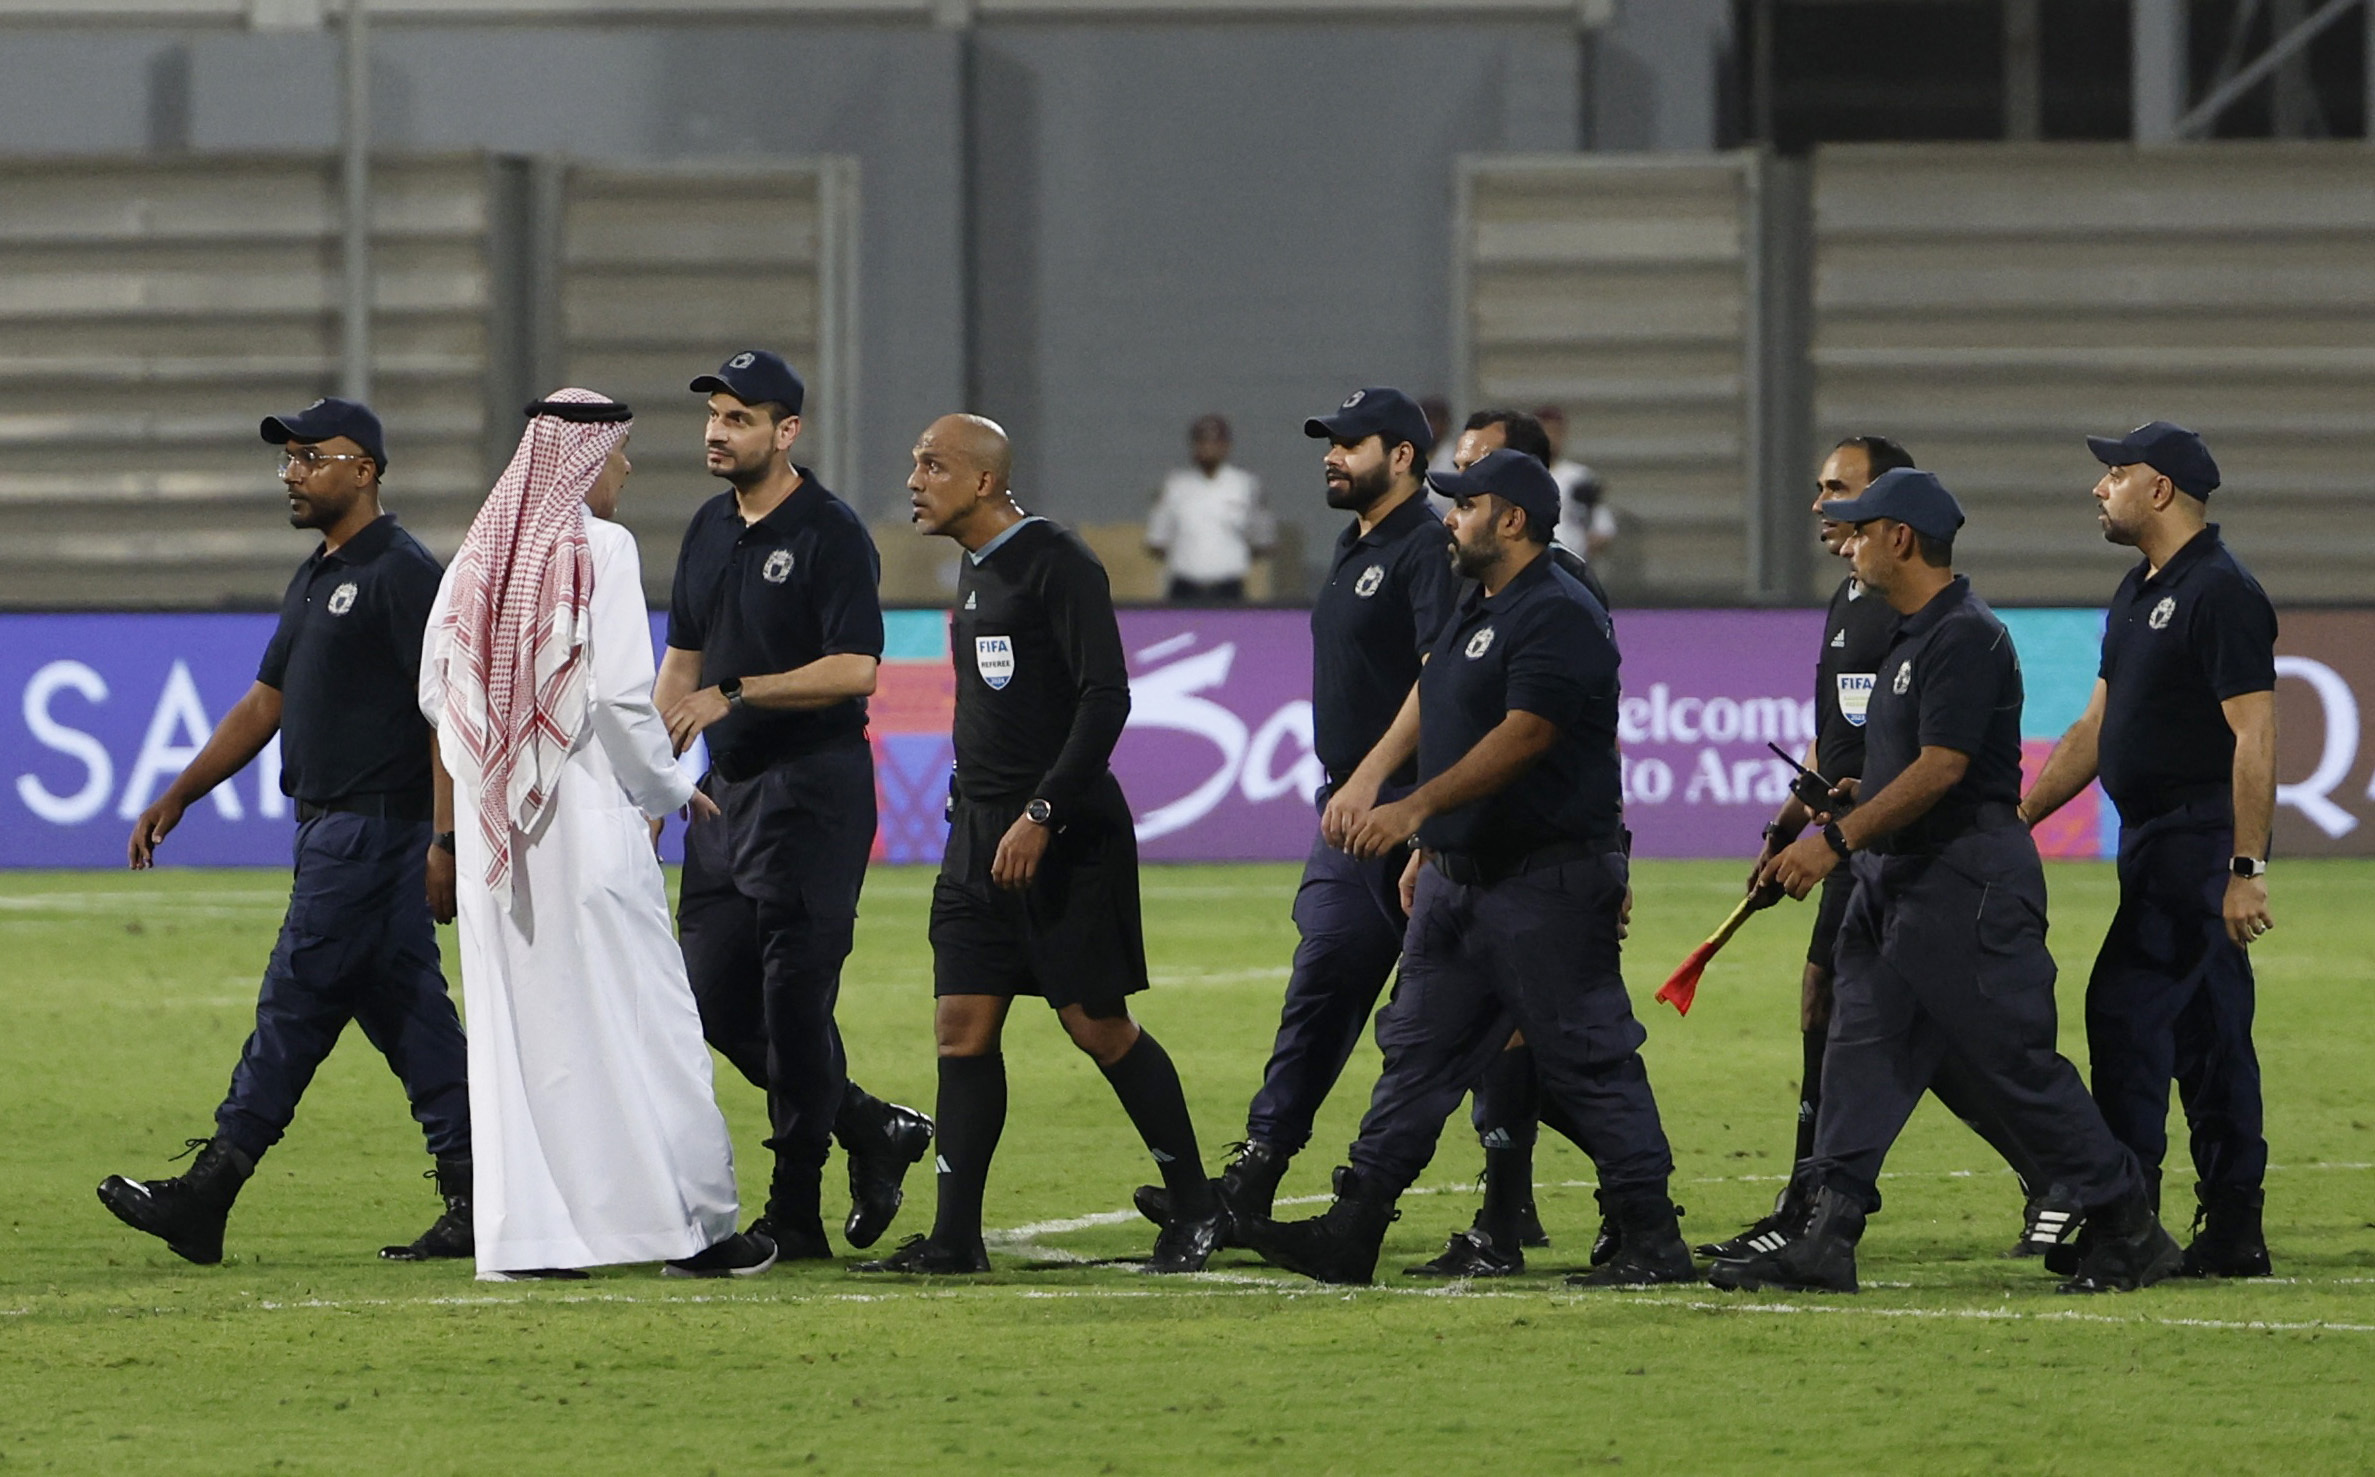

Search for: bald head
xmin=909 ymin=412 xmax=1022 ymax=549
xmin=922 ymin=413 xmax=1012 ymax=488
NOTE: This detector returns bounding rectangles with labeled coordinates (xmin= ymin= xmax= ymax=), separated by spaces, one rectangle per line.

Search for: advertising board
xmin=8 ymin=607 xmax=2371 ymax=867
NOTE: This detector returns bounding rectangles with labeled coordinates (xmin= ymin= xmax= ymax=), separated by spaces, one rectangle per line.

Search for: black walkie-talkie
xmin=1767 ymin=742 xmax=1850 ymax=816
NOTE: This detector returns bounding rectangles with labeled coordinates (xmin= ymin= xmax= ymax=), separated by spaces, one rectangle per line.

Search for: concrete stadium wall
xmin=0 ymin=14 xmax=1628 ymax=586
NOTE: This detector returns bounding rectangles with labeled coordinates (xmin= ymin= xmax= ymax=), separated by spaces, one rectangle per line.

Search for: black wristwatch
xmin=1821 ymin=821 xmax=1853 ymax=861
xmin=719 ymin=676 xmax=745 ymax=710
xmin=1761 ymin=821 xmax=1797 ymax=848
xmin=2230 ymin=856 xmax=2267 ymax=879
xmin=432 ymin=831 xmax=456 ymax=855
xmin=1025 ymin=798 xmax=1054 ymax=826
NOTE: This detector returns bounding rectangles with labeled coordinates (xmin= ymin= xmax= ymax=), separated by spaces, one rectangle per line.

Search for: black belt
xmin=711 ymin=734 xmax=868 ymax=784
xmin=1864 ymin=801 xmax=2020 ymax=857
xmin=297 ymin=793 xmax=431 ymax=824
xmin=1430 ymin=834 xmax=1624 ymax=888
xmin=2109 ymin=781 xmax=2229 ymax=826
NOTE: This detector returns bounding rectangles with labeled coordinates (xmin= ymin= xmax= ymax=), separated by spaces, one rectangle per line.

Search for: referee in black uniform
xmin=656 ymin=352 xmax=931 ymax=1261
xmin=860 ymin=414 xmax=1222 ymax=1276
xmin=100 ymin=397 xmax=472 ymax=1266
xmin=1704 ymin=436 xmax=2042 ymax=1262
xmin=1132 ymin=387 xmax=1453 ymax=1243
xmin=2021 ymin=422 xmax=2277 ymax=1278
xmin=1250 ymin=450 xmax=1694 ymax=1287
xmin=1715 ymin=468 xmax=2179 ymax=1295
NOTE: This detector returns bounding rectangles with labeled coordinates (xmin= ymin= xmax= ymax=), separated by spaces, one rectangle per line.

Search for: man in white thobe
xmin=421 ymin=389 xmax=772 ymax=1281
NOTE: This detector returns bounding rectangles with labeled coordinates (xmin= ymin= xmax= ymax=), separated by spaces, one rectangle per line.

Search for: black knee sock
xmin=1100 ymin=1031 xmax=1216 ymax=1221
xmin=929 ymin=1054 xmax=1006 ymax=1248
xmin=1474 ymin=1048 xmax=1540 ymax=1246
xmin=1795 ymin=1025 xmax=1825 ymax=1164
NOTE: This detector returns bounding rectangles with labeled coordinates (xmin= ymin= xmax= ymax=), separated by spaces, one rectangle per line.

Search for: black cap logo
xmin=1341 ymin=390 xmax=1365 ymax=409
xmin=730 ymin=353 xmax=756 ymax=369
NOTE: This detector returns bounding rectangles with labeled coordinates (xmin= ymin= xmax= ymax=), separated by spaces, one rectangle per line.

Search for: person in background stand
xmin=1145 ymin=413 xmax=1275 ymax=603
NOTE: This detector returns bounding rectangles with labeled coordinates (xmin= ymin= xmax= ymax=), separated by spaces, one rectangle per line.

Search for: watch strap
xmin=1822 ymin=821 xmax=1853 ymax=861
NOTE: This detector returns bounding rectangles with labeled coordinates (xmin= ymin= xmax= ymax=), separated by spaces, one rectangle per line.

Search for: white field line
xmin=16 ymin=1282 xmax=2367 ymax=1337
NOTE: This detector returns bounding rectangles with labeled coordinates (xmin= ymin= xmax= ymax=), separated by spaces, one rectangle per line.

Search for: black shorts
xmin=929 ymin=775 xmax=1148 ymax=1015
xmin=1807 ymin=867 xmax=1854 ymax=971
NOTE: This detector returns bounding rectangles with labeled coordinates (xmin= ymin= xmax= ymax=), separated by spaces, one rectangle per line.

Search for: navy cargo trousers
xmin=2085 ymin=799 xmax=2268 ymax=1197
xmin=1811 ymin=826 xmax=2143 ymax=1212
xmin=213 ymin=811 xmax=470 ymax=1164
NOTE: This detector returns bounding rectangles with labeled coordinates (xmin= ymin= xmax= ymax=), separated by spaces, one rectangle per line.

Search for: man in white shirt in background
xmin=1146 ymin=413 xmax=1275 ymax=602
xmin=1537 ymin=405 xmax=1616 ymax=561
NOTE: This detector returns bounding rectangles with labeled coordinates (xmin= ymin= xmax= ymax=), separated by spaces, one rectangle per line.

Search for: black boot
xmin=97 ymin=1137 xmax=255 ymax=1266
xmin=381 ymin=1155 xmax=473 ymax=1262
xmin=1707 ymin=1183 xmax=1865 ymax=1293
xmin=853 ymin=1233 xmax=991 ymax=1275
xmin=2181 ymin=1184 xmax=2270 ymax=1278
xmin=1406 ymin=1227 xmax=1524 ymax=1279
xmin=2058 ymin=1186 xmax=2184 ymax=1294
xmin=1697 ymin=1175 xmax=1809 ymax=1260
xmin=840 ymin=1101 xmax=934 ymax=1251
xmin=754 ymin=1164 xmax=835 ymax=1261
xmin=1134 ymin=1139 xmax=1286 ymax=1243
xmin=1244 ymin=1166 xmax=1399 ymax=1285
xmin=1568 ymin=1189 xmax=1697 ymax=1288
xmin=664 ymin=1229 xmax=779 ymax=1280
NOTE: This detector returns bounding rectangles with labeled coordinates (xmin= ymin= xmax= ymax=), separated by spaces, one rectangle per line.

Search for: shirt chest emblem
xmin=1829 ymin=629 xmax=1845 ymax=648
xmin=2148 ymin=595 xmax=2176 ymax=630
xmin=1353 ymin=563 xmax=1385 ymax=599
xmin=975 ymin=635 xmax=1015 ymax=691
xmin=963 ymin=590 xmax=977 ymax=611
xmin=761 ymin=549 xmax=794 ymax=584
xmin=326 ymin=581 xmax=359 ymax=616
xmin=1465 ymin=627 xmax=1495 ymax=660
xmin=1837 ymin=672 xmax=1875 ymax=727
xmin=1891 ymin=659 xmax=1912 ymax=696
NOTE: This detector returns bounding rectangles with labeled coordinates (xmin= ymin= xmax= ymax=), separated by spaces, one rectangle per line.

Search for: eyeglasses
xmin=278 ymin=450 xmax=372 ymax=475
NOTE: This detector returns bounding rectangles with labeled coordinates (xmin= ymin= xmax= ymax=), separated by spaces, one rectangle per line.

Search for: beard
xmin=1325 ymin=459 xmax=1392 ymax=512
xmin=1451 ymin=525 xmax=1501 ymax=580
xmin=708 ymin=443 xmax=773 ymax=486
xmin=2098 ymin=506 xmax=2142 ymax=547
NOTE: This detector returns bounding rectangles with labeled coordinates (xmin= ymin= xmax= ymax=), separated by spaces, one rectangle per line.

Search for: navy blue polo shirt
xmin=1858 ymin=575 xmax=2025 ymax=851
xmin=256 ymin=512 xmax=442 ymax=806
xmin=666 ymin=471 xmax=884 ymax=773
xmin=2097 ymin=524 xmax=2276 ymax=821
xmin=1415 ymin=553 xmax=1621 ymax=858
xmin=1309 ymin=492 xmax=1458 ymax=785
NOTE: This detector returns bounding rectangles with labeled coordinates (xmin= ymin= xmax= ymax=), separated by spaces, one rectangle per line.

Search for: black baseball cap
xmin=690 ymin=350 xmax=806 ymax=417
xmin=1817 ymin=466 xmax=1966 ymax=542
xmin=1304 ymin=386 xmax=1435 ymax=454
xmin=2086 ymin=420 xmax=2219 ymax=499
xmin=1427 ymin=447 xmax=1560 ymax=536
xmin=260 ymin=397 xmax=385 ymax=470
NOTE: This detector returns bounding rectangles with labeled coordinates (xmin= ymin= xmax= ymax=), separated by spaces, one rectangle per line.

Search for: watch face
xmin=1026 ymin=799 xmax=1052 ymax=824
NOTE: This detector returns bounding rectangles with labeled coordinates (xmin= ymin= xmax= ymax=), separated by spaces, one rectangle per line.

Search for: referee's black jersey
xmin=1813 ymin=574 xmax=1900 ymax=782
xmin=666 ymin=471 xmax=884 ymax=773
xmin=256 ymin=512 xmax=441 ymax=806
xmin=2096 ymin=523 xmax=2276 ymax=821
xmin=949 ymin=517 xmax=1130 ymax=813
xmin=1308 ymin=493 xmax=1457 ymax=787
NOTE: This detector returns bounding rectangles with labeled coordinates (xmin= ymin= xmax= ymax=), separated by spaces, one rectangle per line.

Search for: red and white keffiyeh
xmin=435 ymin=388 xmax=630 ymax=898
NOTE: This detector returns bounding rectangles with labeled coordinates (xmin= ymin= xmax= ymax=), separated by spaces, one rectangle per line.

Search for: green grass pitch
xmin=3 ymin=859 xmax=2370 ymax=1474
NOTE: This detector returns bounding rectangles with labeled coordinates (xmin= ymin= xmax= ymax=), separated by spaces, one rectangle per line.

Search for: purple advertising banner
xmin=13 ymin=607 xmax=2369 ymax=868
xmin=1113 ymin=609 xmax=1321 ymax=863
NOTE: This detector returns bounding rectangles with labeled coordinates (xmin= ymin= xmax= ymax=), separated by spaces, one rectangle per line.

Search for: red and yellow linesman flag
xmin=1655 ymin=886 xmax=1779 ymax=1017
